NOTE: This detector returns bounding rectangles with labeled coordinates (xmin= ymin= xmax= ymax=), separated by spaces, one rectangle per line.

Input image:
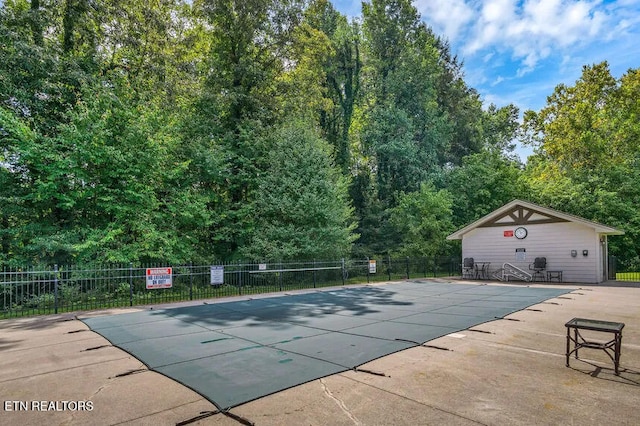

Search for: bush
xmin=25 ymin=293 xmax=56 ymax=308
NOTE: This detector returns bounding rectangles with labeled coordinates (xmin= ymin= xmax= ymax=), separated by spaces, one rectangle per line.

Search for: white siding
xmin=461 ymin=222 xmax=602 ymax=283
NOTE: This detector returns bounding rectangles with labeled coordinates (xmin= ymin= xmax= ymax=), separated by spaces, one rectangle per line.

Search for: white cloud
xmin=414 ymin=0 xmax=475 ymax=42
xmin=482 ymin=52 xmax=495 ymax=63
xmin=604 ymin=8 xmax=640 ymax=39
xmin=456 ymin=0 xmax=613 ymax=68
xmin=482 ymin=0 xmax=517 ymax=23
xmin=516 ymin=65 xmax=534 ymax=78
xmin=491 ymin=76 xmax=505 ymax=86
xmin=332 ymin=0 xmax=639 ymax=120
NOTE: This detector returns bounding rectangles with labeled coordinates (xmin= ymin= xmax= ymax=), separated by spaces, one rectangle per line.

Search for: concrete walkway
xmin=1 ymin=280 xmax=639 ymax=425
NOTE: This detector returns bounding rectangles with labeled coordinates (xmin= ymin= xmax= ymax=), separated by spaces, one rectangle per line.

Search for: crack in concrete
xmin=0 ymin=356 xmax=132 ymax=384
xmin=90 ymin=384 xmax=107 ymax=399
xmin=338 ymin=374 xmax=488 ymax=425
xmin=319 ymin=378 xmax=362 ymax=426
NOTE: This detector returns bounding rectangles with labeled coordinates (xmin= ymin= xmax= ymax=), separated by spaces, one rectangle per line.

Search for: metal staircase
xmin=492 ymin=263 xmax=532 ymax=282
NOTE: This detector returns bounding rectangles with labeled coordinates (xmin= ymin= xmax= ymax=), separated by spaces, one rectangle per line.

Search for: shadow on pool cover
xmin=81 ymin=281 xmax=568 ymax=410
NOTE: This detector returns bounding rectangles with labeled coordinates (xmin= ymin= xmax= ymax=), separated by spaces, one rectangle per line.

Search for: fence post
xmin=406 ymin=257 xmax=410 ymax=279
xmin=129 ymin=263 xmax=133 ymax=307
xmin=313 ymin=259 xmax=317 ymax=288
xmin=239 ymin=260 xmax=243 ymax=296
xmin=341 ymin=258 xmax=345 ymax=286
xmin=189 ymin=262 xmax=194 ymax=301
xmin=367 ymin=257 xmax=370 ymax=283
xmin=53 ymin=264 xmax=59 ymax=314
xmin=387 ymin=255 xmax=392 ymax=281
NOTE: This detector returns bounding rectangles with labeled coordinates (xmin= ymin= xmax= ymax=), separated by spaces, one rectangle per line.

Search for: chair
xmin=529 ymin=257 xmax=547 ymax=281
xmin=462 ymin=257 xmax=475 ymax=279
xmin=478 ymin=262 xmax=491 ymax=280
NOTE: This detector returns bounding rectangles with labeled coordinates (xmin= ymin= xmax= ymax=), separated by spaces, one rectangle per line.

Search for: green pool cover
xmin=81 ymin=281 xmax=568 ymax=410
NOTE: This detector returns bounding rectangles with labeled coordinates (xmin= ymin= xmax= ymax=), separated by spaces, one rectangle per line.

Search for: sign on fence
xmin=210 ymin=266 xmax=224 ymax=285
xmin=146 ymin=267 xmax=173 ymax=289
xmin=369 ymin=260 xmax=377 ymax=274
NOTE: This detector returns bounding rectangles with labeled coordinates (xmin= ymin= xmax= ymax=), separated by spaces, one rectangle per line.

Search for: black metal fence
xmin=1 ymin=257 xmax=460 ymax=318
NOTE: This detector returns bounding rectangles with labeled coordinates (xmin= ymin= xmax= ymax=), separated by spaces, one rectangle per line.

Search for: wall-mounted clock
xmin=515 ymin=227 xmax=528 ymax=239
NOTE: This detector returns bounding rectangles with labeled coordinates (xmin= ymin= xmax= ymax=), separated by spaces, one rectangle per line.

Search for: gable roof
xmin=447 ymin=199 xmax=624 ymax=240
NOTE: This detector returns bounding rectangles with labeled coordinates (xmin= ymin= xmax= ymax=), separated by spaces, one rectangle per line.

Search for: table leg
xmin=566 ymin=327 xmax=570 ymax=367
xmin=574 ymin=329 xmax=579 ymax=359
xmin=615 ymin=332 xmax=622 ymax=375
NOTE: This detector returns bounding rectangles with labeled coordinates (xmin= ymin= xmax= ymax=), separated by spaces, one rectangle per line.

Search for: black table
xmin=565 ymin=318 xmax=624 ymax=375
xmin=547 ymin=271 xmax=563 ymax=282
xmin=474 ymin=262 xmax=491 ymax=279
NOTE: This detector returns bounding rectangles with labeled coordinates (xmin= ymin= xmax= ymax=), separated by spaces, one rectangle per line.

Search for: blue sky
xmin=333 ymin=0 xmax=640 ymax=159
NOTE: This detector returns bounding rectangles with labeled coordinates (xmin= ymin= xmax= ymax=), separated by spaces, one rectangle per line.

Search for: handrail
xmin=501 ymin=263 xmax=532 ymax=282
xmin=249 ymin=266 xmax=342 ymax=274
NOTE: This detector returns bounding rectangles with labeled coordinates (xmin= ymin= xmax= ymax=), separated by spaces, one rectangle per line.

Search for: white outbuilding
xmin=446 ymin=199 xmax=624 ymax=283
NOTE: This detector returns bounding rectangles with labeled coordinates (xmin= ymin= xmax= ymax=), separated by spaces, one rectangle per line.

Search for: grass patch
xmin=616 ymin=272 xmax=640 ymax=281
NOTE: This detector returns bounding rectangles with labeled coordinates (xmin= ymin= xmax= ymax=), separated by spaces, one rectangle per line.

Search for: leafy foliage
xmin=1 ymin=2 xmax=637 ymax=270
xmin=445 ymin=150 xmax=526 ymax=228
xmin=239 ymin=121 xmax=357 ymax=260
xmin=389 ymin=183 xmax=454 ymax=257
xmin=522 ymin=63 xmax=640 ymax=269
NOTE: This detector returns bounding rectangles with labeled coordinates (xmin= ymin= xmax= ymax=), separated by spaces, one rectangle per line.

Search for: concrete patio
xmin=1 ymin=279 xmax=639 ymax=425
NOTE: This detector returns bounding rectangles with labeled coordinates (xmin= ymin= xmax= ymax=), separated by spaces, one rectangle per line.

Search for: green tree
xmin=445 ymin=150 xmax=526 ymax=227
xmin=0 ymin=107 xmax=35 ymax=265
xmin=277 ymin=21 xmax=333 ymax=121
xmin=1 ymin=0 xmax=544 ymax=267
xmin=433 ymin=39 xmax=485 ymax=164
xmin=389 ymin=183 xmax=454 ymax=257
xmin=1 ymin=1 xmax=211 ymax=265
xmin=362 ymin=0 xmax=420 ymax=101
xmin=522 ymin=62 xmax=617 ymax=170
xmin=305 ymin=0 xmax=362 ymax=173
xmin=521 ymin=62 xmax=640 ymax=269
xmin=239 ymin=121 xmax=357 ymax=260
xmin=191 ymin=0 xmax=305 ymax=258
xmin=480 ymin=103 xmax=520 ymax=156
xmin=361 ymin=105 xmax=424 ymax=203
xmin=97 ymin=0 xmax=204 ymax=106
xmin=352 ymin=0 xmax=457 ymax=254
xmin=3 ymin=83 xmax=211 ymax=264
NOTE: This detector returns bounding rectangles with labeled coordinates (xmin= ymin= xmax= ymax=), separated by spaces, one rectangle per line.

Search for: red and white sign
xmin=146 ymin=267 xmax=173 ymax=289
xmin=504 ymin=230 xmax=514 ymax=237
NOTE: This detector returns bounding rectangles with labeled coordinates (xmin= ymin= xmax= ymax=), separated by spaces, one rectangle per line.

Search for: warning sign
xmin=146 ymin=267 xmax=173 ymax=289
xmin=210 ymin=266 xmax=224 ymax=285
xmin=369 ymin=260 xmax=377 ymax=274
